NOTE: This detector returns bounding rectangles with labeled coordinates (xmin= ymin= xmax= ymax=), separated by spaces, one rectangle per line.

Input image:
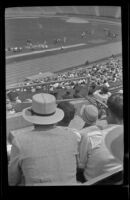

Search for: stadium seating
xmin=99 ymin=6 xmax=120 ymax=18
xmin=82 ymin=166 xmax=123 ymax=185
xmin=5 ymin=6 xmax=121 ymax=19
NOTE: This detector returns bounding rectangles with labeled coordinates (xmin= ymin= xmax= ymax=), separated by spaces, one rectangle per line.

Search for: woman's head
xmin=106 ymin=93 xmax=123 ymax=124
xmin=57 ymin=101 xmax=75 ymax=126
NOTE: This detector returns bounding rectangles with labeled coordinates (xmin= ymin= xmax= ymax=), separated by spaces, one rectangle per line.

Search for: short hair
xmin=107 ymin=93 xmax=123 ymax=120
xmin=57 ymin=102 xmax=75 ymax=124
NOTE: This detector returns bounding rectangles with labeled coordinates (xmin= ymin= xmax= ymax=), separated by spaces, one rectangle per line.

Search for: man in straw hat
xmin=77 ymin=95 xmax=123 ymax=182
xmin=8 ymin=93 xmax=80 ymax=186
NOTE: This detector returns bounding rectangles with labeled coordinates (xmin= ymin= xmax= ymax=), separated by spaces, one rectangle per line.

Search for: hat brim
xmin=105 ymin=126 xmax=123 ymax=162
xmin=80 ymin=105 xmax=97 ymax=124
xmin=22 ymin=107 xmax=64 ymax=125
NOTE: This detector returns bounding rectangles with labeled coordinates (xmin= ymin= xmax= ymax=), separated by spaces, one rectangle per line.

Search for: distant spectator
xmin=31 ymin=87 xmax=36 ymax=93
xmin=6 ymin=103 xmax=13 ymax=111
xmin=62 ymin=91 xmax=72 ymax=99
xmin=15 ymin=96 xmax=22 ymax=104
xmin=73 ymin=89 xmax=82 ymax=98
xmin=80 ymin=104 xmax=99 ymax=131
xmin=8 ymin=109 xmax=16 ymax=115
xmin=93 ymin=85 xmax=111 ymax=103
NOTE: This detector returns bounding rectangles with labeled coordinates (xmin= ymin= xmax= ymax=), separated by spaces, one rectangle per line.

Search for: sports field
xmin=5 ymin=14 xmax=122 ymax=86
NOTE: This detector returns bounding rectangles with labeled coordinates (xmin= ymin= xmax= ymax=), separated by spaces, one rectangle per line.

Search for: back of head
xmin=57 ymin=102 xmax=75 ymax=126
xmin=80 ymin=104 xmax=98 ymax=126
xmin=107 ymin=93 xmax=123 ymax=122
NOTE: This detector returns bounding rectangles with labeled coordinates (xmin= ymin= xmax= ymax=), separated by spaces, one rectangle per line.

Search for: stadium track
xmin=6 ymin=41 xmax=122 ymax=87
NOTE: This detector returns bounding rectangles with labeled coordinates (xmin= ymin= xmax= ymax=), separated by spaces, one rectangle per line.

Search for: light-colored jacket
xmin=8 ymin=126 xmax=79 ymax=186
xmin=78 ymin=125 xmax=123 ymax=181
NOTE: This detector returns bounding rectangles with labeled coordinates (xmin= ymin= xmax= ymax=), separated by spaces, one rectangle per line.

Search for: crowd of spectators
xmin=6 ymin=56 xmax=122 ymax=115
xmin=8 ymin=92 xmax=123 ymax=185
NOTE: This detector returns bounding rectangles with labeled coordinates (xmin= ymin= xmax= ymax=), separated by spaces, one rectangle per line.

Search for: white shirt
xmin=78 ymin=125 xmax=122 ymax=180
xmin=93 ymin=90 xmax=111 ymax=103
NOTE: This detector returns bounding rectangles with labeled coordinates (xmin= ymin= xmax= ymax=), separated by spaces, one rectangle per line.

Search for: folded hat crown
xmin=32 ymin=93 xmax=56 ymax=115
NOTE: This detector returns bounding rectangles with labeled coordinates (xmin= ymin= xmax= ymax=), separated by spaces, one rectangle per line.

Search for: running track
xmin=6 ymin=41 xmax=122 ymax=87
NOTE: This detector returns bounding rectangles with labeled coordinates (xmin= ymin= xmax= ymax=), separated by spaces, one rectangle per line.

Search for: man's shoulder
xmin=102 ymin=124 xmax=122 ymax=134
xmin=9 ymin=126 xmax=34 ymax=143
xmin=57 ymin=126 xmax=81 ymax=141
xmin=79 ymin=126 xmax=100 ymax=136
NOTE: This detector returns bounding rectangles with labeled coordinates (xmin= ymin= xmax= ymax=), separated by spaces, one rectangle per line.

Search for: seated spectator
xmin=6 ymin=102 xmax=12 ymax=110
xmin=118 ymin=89 xmax=123 ymax=94
xmin=57 ymin=102 xmax=76 ymax=127
xmin=31 ymin=87 xmax=36 ymax=93
xmin=77 ymin=93 xmax=123 ymax=182
xmin=105 ymin=126 xmax=123 ymax=163
xmin=15 ymin=96 xmax=22 ymax=103
xmin=7 ymin=91 xmax=19 ymax=102
xmin=79 ymin=104 xmax=100 ymax=132
xmin=57 ymin=102 xmax=81 ymax=141
xmin=8 ymin=93 xmax=79 ymax=186
xmin=73 ymin=89 xmax=83 ymax=98
xmin=93 ymin=85 xmax=111 ymax=103
xmin=7 ymin=108 xmax=16 ymax=115
xmin=104 ymin=80 xmax=110 ymax=88
xmin=62 ymin=91 xmax=72 ymax=99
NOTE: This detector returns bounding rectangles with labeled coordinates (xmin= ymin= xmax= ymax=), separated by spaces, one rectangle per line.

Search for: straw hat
xmin=105 ymin=126 xmax=124 ymax=163
xmin=80 ymin=104 xmax=98 ymax=124
xmin=22 ymin=93 xmax=64 ymax=125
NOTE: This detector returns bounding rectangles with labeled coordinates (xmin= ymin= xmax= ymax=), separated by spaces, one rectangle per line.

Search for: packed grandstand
xmin=6 ymin=6 xmax=124 ymax=186
xmin=6 ymin=55 xmax=122 ymax=114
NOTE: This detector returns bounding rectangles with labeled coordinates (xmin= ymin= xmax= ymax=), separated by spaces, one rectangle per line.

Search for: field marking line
xmin=6 ymin=43 xmax=86 ymax=59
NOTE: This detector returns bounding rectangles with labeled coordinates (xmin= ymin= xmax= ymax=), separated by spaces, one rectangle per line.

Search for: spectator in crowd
xmin=88 ymin=85 xmax=96 ymax=96
xmin=15 ymin=96 xmax=22 ymax=104
xmin=73 ymin=88 xmax=83 ymax=98
xmin=77 ymin=93 xmax=123 ymax=182
xmin=57 ymin=101 xmax=81 ymax=141
xmin=6 ymin=56 xmax=122 ymax=114
xmin=93 ymin=85 xmax=111 ymax=103
xmin=105 ymin=93 xmax=123 ymax=126
xmin=57 ymin=102 xmax=76 ymax=127
xmin=118 ymin=89 xmax=123 ymax=94
xmin=7 ymin=91 xmax=19 ymax=102
xmin=62 ymin=91 xmax=72 ymax=99
xmin=7 ymin=108 xmax=16 ymax=115
xmin=105 ymin=126 xmax=123 ymax=163
xmin=8 ymin=93 xmax=80 ymax=186
xmin=80 ymin=104 xmax=99 ymax=132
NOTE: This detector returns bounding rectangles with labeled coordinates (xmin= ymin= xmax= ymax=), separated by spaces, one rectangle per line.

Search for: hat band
xmin=30 ymin=108 xmax=56 ymax=116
